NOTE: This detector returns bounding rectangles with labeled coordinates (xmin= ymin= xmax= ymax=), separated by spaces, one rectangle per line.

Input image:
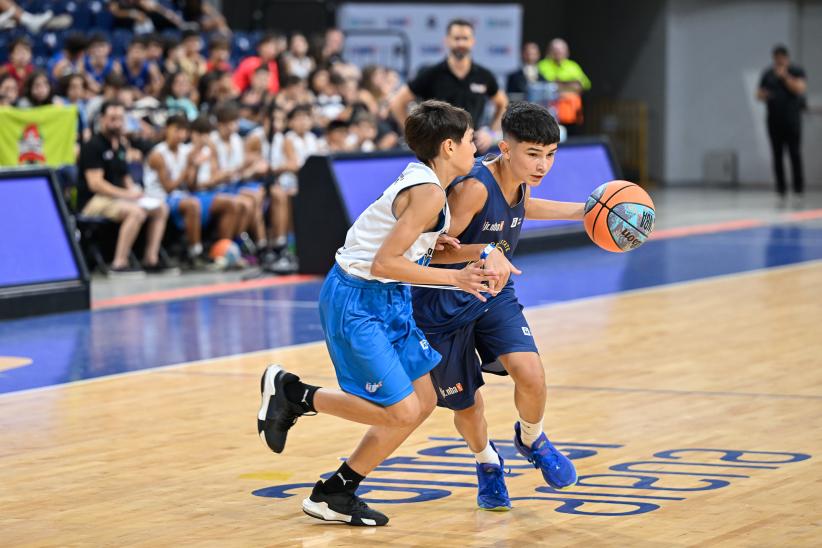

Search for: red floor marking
xmin=93 ymin=274 xmax=319 ymax=309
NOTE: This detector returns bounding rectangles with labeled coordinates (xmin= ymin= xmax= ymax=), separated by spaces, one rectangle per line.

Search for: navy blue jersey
xmin=413 ymin=155 xmax=526 ymax=333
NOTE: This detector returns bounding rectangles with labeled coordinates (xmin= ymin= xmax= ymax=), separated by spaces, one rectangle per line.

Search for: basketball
xmin=583 ymin=181 xmax=656 ymax=252
xmin=209 ymin=238 xmax=242 ymax=267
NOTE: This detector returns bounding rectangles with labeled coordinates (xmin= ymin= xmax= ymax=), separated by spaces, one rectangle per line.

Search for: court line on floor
xmin=88 ymin=210 xmax=822 ymax=311
xmin=4 ymin=258 xmax=821 ymax=401
xmin=92 ymin=274 xmax=319 ymax=310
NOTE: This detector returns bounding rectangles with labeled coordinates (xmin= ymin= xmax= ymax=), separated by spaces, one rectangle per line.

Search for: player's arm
xmin=487 ymin=90 xmax=508 ymax=132
xmin=371 ymin=184 xmax=498 ymax=301
xmin=525 ymin=187 xmax=585 ymax=221
xmin=147 ymin=150 xmax=181 ymax=192
xmin=430 ymin=178 xmax=489 ymax=264
xmin=388 ymin=85 xmax=416 ymax=129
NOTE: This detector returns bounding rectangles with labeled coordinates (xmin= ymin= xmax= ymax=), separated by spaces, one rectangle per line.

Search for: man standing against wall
xmin=390 ymin=19 xmax=508 ymax=153
xmin=757 ymin=44 xmax=807 ymax=197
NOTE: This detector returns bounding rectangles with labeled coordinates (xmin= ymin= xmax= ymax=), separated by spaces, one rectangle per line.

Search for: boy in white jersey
xmin=257 ymin=100 xmax=498 ymax=526
xmin=143 ymin=115 xmax=242 ymax=266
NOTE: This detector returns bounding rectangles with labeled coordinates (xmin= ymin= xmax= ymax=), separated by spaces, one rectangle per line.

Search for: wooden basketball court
xmin=1 ymin=260 xmax=820 ymax=546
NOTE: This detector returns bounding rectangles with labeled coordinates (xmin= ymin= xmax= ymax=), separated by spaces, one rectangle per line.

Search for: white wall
xmin=664 ymin=0 xmax=820 ymax=187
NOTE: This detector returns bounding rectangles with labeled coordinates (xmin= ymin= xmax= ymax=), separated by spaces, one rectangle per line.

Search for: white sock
xmin=474 ymin=442 xmax=500 ymax=466
xmin=188 ymin=243 xmax=203 ymax=257
xmin=273 ymin=235 xmax=287 ymax=248
xmin=519 ymin=418 xmax=543 ymax=447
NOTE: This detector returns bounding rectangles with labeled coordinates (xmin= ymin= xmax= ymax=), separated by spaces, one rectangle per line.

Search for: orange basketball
xmin=583 ymin=180 xmax=655 ymax=252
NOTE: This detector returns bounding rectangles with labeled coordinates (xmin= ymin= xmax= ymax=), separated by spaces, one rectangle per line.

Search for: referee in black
xmin=390 ymin=18 xmax=508 ymax=153
xmin=757 ymin=44 xmax=807 ymax=197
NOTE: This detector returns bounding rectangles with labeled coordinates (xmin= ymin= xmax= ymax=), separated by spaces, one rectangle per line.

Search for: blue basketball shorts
xmin=319 ymin=263 xmax=442 ymax=406
xmin=424 ymin=290 xmax=538 ymax=410
xmin=169 ymin=190 xmax=220 ymax=231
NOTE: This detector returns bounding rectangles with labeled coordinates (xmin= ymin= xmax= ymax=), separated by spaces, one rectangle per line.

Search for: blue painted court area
xmin=1 ymin=221 xmax=821 ymax=395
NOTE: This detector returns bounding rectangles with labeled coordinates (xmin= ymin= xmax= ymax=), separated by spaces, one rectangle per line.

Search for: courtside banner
xmin=339 ymin=3 xmax=522 ymax=81
xmin=0 ymin=105 xmax=77 ymax=167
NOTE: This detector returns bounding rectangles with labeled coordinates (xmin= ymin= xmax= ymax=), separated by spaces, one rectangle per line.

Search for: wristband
xmin=479 ymin=242 xmax=497 ymax=260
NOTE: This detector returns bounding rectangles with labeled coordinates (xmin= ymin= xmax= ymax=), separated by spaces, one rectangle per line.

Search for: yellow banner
xmin=0 ymin=105 xmax=78 ymax=167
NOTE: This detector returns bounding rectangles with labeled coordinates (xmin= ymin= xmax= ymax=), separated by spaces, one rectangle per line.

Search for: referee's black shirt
xmin=408 ymin=60 xmax=499 ymax=128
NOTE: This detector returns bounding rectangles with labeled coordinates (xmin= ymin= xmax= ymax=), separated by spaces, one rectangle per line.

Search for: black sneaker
xmin=107 ymin=265 xmax=146 ymax=278
xmin=143 ymin=262 xmax=181 ymax=275
xmin=257 ymin=364 xmax=304 ymax=453
xmin=302 ymin=481 xmax=389 ymax=526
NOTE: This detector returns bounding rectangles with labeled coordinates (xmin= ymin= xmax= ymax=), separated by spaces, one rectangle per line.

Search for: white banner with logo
xmin=338 ymin=3 xmax=522 ymax=82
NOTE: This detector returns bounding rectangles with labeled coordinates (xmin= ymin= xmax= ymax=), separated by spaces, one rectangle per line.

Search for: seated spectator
xmin=0 ymin=73 xmax=19 ymax=106
xmin=245 ymin=104 xmax=299 ymax=271
xmin=188 ymin=116 xmax=246 ymax=242
xmin=320 ymin=28 xmax=346 ymax=67
xmin=198 ymin=70 xmax=237 ymax=113
xmin=283 ymin=32 xmax=314 ymax=80
xmin=143 ymin=114 xmax=240 ymax=268
xmin=206 ymin=35 xmax=232 ymax=73
xmin=0 ymin=0 xmax=71 ymax=32
xmin=285 ymin=104 xmax=323 ymax=172
xmin=211 ymin=103 xmax=267 ymax=253
xmin=162 ymin=39 xmax=187 ymax=75
xmin=179 ymin=30 xmax=207 ymax=81
xmin=17 ymin=70 xmax=62 ymax=107
xmin=121 ymin=36 xmax=163 ymax=97
xmin=110 ymin=0 xmax=190 ymax=34
xmin=161 ymin=71 xmax=199 ymax=120
xmin=84 ymin=35 xmax=122 ymax=92
xmin=507 ymin=41 xmax=546 ymax=96
xmin=175 ymin=0 xmax=230 ymax=35
xmin=537 ymin=38 xmax=591 ymax=128
xmin=310 ymin=68 xmax=344 ymax=124
xmin=49 ymin=34 xmax=88 ymax=83
xmin=145 ymin=34 xmax=166 ymax=66
xmin=323 ymin=119 xmax=352 ymax=153
xmin=239 ymin=66 xmax=273 ymax=124
xmin=1 ymin=37 xmax=34 ymax=89
xmin=77 ymin=101 xmax=170 ymax=276
xmin=58 ymin=74 xmax=91 ymax=142
xmin=349 ymin=113 xmax=378 ymax=152
xmin=232 ymin=33 xmax=281 ymax=95
xmin=275 ymin=75 xmax=312 ymax=114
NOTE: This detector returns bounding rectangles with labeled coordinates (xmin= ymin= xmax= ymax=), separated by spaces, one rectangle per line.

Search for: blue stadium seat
xmin=90 ymin=0 xmax=114 ymax=31
xmin=64 ymin=1 xmax=93 ymax=29
xmin=111 ymin=29 xmax=134 ymax=58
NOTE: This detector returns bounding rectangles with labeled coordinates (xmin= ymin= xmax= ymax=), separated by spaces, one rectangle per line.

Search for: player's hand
xmin=452 ymin=260 xmax=499 ymax=302
xmin=474 ymin=128 xmax=494 ymax=153
xmin=435 ymin=234 xmax=460 ymax=251
xmin=123 ymin=188 xmax=143 ymax=200
xmin=484 ymin=247 xmax=522 ymax=293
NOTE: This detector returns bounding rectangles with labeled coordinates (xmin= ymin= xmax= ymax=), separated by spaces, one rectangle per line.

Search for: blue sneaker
xmin=476 ymin=441 xmax=511 ymax=511
xmin=513 ymin=422 xmax=577 ymax=489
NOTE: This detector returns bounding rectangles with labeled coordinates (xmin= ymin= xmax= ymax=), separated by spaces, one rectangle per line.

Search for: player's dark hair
xmin=772 ymin=44 xmax=789 ymax=57
xmin=501 ymin=101 xmax=560 ymax=146
xmin=404 ymin=100 xmax=472 ymax=165
xmin=446 ymin=19 xmax=474 ymax=33
xmin=10 ymin=36 xmax=32 ymax=52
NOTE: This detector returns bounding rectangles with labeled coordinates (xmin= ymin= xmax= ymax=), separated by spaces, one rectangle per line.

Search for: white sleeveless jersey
xmin=249 ymin=126 xmax=286 ymax=169
xmin=194 ymin=145 xmax=213 ymax=187
xmin=211 ymin=130 xmax=244 ymax=172
xmin=336 ymin=162 xmax=450 ymax=282
xmin=143 ymin=142 xmax=192 ymax=199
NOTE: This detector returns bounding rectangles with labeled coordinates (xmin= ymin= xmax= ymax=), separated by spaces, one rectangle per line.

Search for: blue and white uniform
xmin=320 ymin=162 xmax=449 ymax=406
xmin=413 ymin=155 xmax=537 ymax=410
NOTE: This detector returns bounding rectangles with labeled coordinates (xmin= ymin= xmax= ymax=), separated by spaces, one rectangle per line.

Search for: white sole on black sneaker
xmin=257 ymin=364 xmax=284 ymax=446
xmin=301 ymin=498 xmax=378 ymax=526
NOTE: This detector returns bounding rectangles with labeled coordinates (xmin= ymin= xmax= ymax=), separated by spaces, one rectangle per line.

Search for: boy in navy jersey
xmin=257 ymin=100 xmax=498 ymax=526
xmin=413 ymin=102 xmax=585 ymax=510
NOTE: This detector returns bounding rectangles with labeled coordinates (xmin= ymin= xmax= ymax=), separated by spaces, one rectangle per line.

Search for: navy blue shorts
xmin=423 ymin=291 xmax=537 ymax=410
xmin=319 ymin=264 xmax=442 ymax=406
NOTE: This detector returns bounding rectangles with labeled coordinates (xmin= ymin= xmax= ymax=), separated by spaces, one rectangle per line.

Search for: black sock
xmin=284 ymin=380 xmax=318 ymax=413
xmin=321 ymin=462 xmax=365 ymax=494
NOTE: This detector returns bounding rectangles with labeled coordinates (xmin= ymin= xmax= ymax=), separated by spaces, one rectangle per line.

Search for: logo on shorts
xmin=438 ymin=383 xmax=463 ymax=398
xmin=365 ymin=382 xmax=383 ymax=393
xmin=420 ymin=339 xmax=430 ymax=350
xmin=522 ymin=327 xmax=532 ymax=336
